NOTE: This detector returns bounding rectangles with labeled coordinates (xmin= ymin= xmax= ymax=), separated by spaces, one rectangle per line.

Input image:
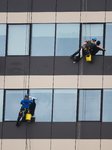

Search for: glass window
xmin=56 ymin=24 xmax=80 ymax=56
xmin=105 ymin=23 xmax=112 ymax=56
xmin=102 ymin=89 xmax=112 ymax=122
xmin=78 ymin=90 xmax=101 ymax=121
xmin=31 ymin=24 xmax=55 ymax=56
xmin=0 ymin=24 xmax=6 ymax=56
xmin=82 ymin=24 xmax=103 ymax=55
xmin=29 ymin=89 xmax=52 ymax=122
xmin=53 ymin=89 xmax=77 ymax=122
xmin=7 ymin=25 xmax=30 ymax=55
xmin=0 ymin=90 xmax=4 ymax=122
xmin=5 ymin=90 xmax=27 ymax=121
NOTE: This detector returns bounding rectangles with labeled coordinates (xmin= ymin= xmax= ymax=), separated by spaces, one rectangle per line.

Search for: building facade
xmin=0 ymin=0 xmax=112 ymax=149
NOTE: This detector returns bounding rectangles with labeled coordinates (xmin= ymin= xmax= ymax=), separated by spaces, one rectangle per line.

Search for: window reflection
xmin=103 ymin=89 xmax=112 ymax=122
xmin=5 ymin=90 xmax=27 ymax=121
xmin=78 ymin=90 xmax=101 ymax=121
xmin=105 ymin=23 xmax=112 ymax=56
xmin=7 ymin=25 xmax=30 ymax=55
xmin=0 ymin=24 xmax=6 ymax=56
xmin=31 ymin=24 xmax=55 ymax=56
xmin=0 ymin=90 xmax=4 ymax=122
xmin=82 ymin=24 xmax=103 ymax=55
xmin=56 ymin=24 xmax=80 ymax=56
xmin=29 ymin=89 xmax=52 ymax=122
xmin=53 ymin=89 xmax=77 ymax=122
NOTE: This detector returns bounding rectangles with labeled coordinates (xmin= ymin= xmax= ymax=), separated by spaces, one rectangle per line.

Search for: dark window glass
xmin=56 ymin=24 xmax=80 ymax=56
xmin=0 ymin=24 xmax=6 ymax=56
xmin=29 ymin=89 xmax=52 ymax=122
xmin=0 ymin=90 xmax=4 ymax=122
xmin=53 ymin=89 xmax=77 ymax=122
xmin=103 ymin=89 xmax=112 ymax=122
xmin=5 ymin=90 xmax=27 ymax=121
xmin=82 ymin=24 xmax=103 ymax=55
xmin=31 ymin=24 xmax=55 ymax=56
xmin=105 ymin=23 xmax=112 ymax=56
xmin=7 ymin=25 xmax=30 ymax=55
xmin=78 ymin=90 xmax=101 ymax=121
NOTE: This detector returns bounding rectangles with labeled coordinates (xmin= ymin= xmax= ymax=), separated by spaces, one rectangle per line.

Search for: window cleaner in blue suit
xmin=16 ymin=94 xmax=36 ymax=127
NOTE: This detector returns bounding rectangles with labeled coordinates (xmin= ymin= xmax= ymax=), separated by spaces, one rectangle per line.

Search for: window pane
xmin=82 ymin=24 xmax=103 ymax=55
xmin=29 ymin=89 xmax=52 ymax=122
xmin=7 ymin=25 xmax=30 ymax=55
xmin=0 ymin=24 xmax=6 ymax=56
xmin=56 ymin=24 xmax=80 ymax=56
xmin=0 ymin=90 xmax=4 ymax=122
xmin=105 ymin=23 xmax=112 ymax=56
xmin=103 ymin=89 xmax=112 ymax=122
xmin=31 ymin=24 xmax=55 ymax=56
xmin=78 ymin=90 xmax=101 ymax=121
xmin=5 ymin=90 xmax=27 ymax=121
xmin=53 ymin=89 xmax=77 ymax=122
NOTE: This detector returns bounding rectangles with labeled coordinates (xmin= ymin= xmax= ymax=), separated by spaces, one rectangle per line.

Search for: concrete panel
xmin=33 ymin=0 xmax=56 ymax=12
xmin=81 ymin=12 xmax=105 ymax=23
xmin=0 ymin=76 xmax=4 ymax=89
xmin=57 ymin=0 xmax=80 ymax=12
xmin=56 ymin=12 xmax=80 ymax=23
xmin=76 ymin=139 xmax=100 ymax=150
xmin=2 ymin=139 xmax=26 ymax=150
xmin=8 ymin=12 xmax=31 ymax=23
xmin=30 ymin=139 xmax=50 ymax=150
xmin=30 ymin=57 xmax=53 ymax=75
xmin=85 ymin=0 xmax=105 ymax=11
xmin=82 ymin=56 xmax=103 ymax=75
xmin=106 ymin=11 xmax=112 ymax=22
xmin=0 ymin=0 xmax=7 ymax=12
xmin=104 ymin=56 xmax=112 ymax=75
xmin=32 ymin=12 xmax=55 ymax=23
xmin=106 ymin=0 xmax=112 ymax=11
xmin=103 ymin=76 xmax=112 ymax=88
xmin=0 ymin=13 xmax=7 ymax=23
xmin=78 ymin=75 xmax=102 ymax=89
xmin=3 ymin=122 xmax=27 ymax=139
xmin=101 ymin=140 xmax=112 ymax=150
xmin=52 ymin=122 xmax=76 ymax=139
xmin=51 ymin=139 xmax=75 ymax=150
xmin=29 ymin=75 xmax=53 ymax=89
xmin=76 ymin=122 xmax=101 ymax=139
xmin=0 ymin=57 xmax=5 ymax=75
xmin=101 ymin=122 xmax=112 ymax=139
xmin=8 ymin=0 xmax=30 ymax=12
xmin=6 ymin=57 xmax=29 ymax=75
xmin=54 ymin=75 xmax=77 ymax=88
xmin=54 ymin=57 xmax=78 ymax=75
xmin=27 ymin=122 xmax=51 ymax=139
xmin=5 ymin=75 xmax=28 ymax=89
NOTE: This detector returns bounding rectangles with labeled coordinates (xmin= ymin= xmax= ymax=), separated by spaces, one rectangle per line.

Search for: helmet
xmin=25 ymin=94 xmax=29 ymax=98
xmin=96 ymin=41 xmax=101 ymax=46
xmin=92 ymin=37 xmax=97 ymax=41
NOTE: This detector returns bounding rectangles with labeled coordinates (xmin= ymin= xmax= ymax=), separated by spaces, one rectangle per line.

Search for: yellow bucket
xmin=26 ymin=113 xmax=32 ymax=121
xmin=86 ymin=54 xmax=91 ymax=61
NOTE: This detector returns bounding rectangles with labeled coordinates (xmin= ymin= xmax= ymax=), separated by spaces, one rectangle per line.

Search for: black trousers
xmin=17 ymin=108 xmax=29 ymax=121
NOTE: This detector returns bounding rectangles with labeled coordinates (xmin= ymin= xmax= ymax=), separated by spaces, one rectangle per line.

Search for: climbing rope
xmin=100 ymin=1 xmax=107 ymax=150
xmin=49 ymin=0 xmax=57 ymax=150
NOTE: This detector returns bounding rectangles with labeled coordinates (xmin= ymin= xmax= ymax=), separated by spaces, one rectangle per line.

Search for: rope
xmin=50 ymin=0 xmax=57 ymax=150
xmin=28 ymin=0 xmax=33 ymax=150
xmin=24 ymin=0 xmax=32 ymax=150
xmin=100 ymin=1 xmax=107 ymax=150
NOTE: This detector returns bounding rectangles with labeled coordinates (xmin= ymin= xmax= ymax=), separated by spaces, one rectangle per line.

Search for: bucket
xmin=86 ymin=54 xmax=91 ymax=61
xmin=26 ymin=113 xmax=32 ymax=121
